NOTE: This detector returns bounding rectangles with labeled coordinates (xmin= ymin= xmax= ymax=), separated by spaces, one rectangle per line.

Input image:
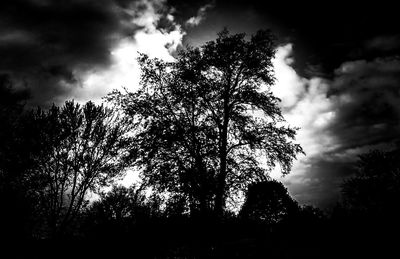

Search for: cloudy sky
xmin=1 ymin=0 xmax=400 ymax=208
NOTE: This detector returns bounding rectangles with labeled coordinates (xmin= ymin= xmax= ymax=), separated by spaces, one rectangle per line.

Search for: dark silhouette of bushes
xmin=240 ymin=180 xmax=299 ymax=224
xmin=341 ymin=148 xmax=400 ymax=221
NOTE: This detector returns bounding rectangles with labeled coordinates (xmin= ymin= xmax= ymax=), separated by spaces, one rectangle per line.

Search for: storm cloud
xmin=272 ymin=44 xmax=400 ymax=208
xmin=0 ymin=0 xmax=180 ymax=106
xmin=171 ymin=0 xmax=400 ymax=77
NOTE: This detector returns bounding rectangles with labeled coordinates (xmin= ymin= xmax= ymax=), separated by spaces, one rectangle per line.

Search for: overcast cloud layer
xmin=1 ymin=0 xmax=399 ymax=208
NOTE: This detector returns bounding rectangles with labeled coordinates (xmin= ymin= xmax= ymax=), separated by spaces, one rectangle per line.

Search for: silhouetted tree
xmin=297 ymin=205 xmax=325 ymax=222
xmin=84 ymin=184 xmax=152 ymax=237
xmin=25 ymin=100 xmax=133 ymax=237
xmin=108 ymin=29 xmax=303 ymax=217
xmin=0 ymin=75 xmax=42 ymax=240
xmin=341 ymin=148 xmax=400 ymax=220
xmin=92 ymin=184 xmax=146 ymax=222
xmin=240 ymin=180 xmax=299 ymax=224
xmin=164 ymin=193 xmax=190 ymax=218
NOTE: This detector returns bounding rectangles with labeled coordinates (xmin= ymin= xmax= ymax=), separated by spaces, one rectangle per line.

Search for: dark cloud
xmin=169 ymin=0 xmax=400 ymax=78
xmin=290 ymin=57 xmax=400 ymax=207
xmin=0 ymin=0 xmax=147 ymax=106
xmin=166 ymin=0 xmax=211 ymax=25
xmin=285 ymin=157 xmax=357 ymax=208
xmin=328 ymin=57 xmax=400 ymax=152
xmin=365 ymin=35 xmax=400 ymax=52
xmin=0 ymin=73 xmax=30 ymax=108
xmin=181 ymin=4 xmax=271 ymax=47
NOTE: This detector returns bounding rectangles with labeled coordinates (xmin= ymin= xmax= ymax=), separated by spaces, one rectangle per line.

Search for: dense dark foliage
xmin=240 ymin=180 xmax=299 ymax=224
xmin=107 ymin=29 xmax=303 ymax=217
xmin=0 ymin=96 xmax=133 ymax=239
xmin=341 ymin=148 xmax=400 ymax=219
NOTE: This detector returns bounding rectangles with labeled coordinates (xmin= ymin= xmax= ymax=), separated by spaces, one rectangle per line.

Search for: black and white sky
xmin=1 ymin=0 xmax=400 ymax=208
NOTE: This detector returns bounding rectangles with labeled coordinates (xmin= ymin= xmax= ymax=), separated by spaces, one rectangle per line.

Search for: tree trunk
xmin=214 ymin=153 xmax=227 ymax=217
xmin=214 ymin=87 xmax=230 ymax=218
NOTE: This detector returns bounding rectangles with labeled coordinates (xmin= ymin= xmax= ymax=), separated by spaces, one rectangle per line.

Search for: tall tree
xmin=26 ymin=100 xmax=133 ymax=237
xmin=108 ymin=29 xmax=303 ymax=217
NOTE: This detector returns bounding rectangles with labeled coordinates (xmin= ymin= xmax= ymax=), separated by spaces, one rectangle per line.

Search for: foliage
xmin=107 ymin=29 xmax=303 ymax=216
xmin=90 ymin=184 xmax=147 ymax=222
xmin=341 ymin=148 xmax=400 ymax=219
xmin=23 ymin=100 xmax=133 ymax=237
xmin=239 ymin=180 xmax=299 ymax=224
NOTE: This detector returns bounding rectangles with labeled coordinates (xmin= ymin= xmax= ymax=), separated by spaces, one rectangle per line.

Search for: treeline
xmin=0 ymin=79 xmax=321 ymax=242
xmin=1 ymin=83 xmax=399 ymax=258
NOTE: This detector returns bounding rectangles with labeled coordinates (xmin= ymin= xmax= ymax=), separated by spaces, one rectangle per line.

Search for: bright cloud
xmin=271 ymin=44 xmax=343 ymax=206
xmin=271 ymin=44 xmax=400 ymax=207
xmin=272 ymin=45 xmax=337 ymax=159
xmin=71 ymin=0 xmax=185 ymax=104
xmin=72 ymin=0 xmax=186 ymax=185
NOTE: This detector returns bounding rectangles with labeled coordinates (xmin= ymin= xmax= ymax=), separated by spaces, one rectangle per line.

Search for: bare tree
xmin=29 ymin=100 xmax=133 ymax=237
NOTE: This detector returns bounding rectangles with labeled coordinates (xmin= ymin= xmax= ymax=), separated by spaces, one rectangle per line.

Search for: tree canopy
xmin=240 ymin=180 xmax=299 ymax=224
xmin=3 ymin=100 xmax=134 ymax=237
xmin=108 ymin=29 xmax=303 ymax=217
